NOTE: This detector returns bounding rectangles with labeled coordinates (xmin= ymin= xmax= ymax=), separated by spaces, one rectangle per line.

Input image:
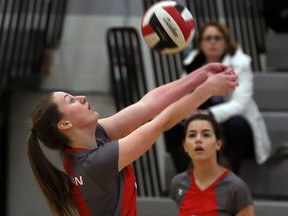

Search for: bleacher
xmin=239 ymin=73 xmax=288 ymax=199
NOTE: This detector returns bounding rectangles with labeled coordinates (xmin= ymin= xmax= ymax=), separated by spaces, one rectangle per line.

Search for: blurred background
xmin=1 ymin=0 xmax=288 ymax=215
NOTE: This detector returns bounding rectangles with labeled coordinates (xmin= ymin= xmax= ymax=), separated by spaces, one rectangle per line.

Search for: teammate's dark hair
xmin=27 ymin=93 xmax=79 ymax=216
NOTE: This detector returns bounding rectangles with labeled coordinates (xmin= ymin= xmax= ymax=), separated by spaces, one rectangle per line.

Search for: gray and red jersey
xmin=169 ymin=169 xmax=253 ymax=216
xmin=63 ymin=124 xmax=137 ymax=216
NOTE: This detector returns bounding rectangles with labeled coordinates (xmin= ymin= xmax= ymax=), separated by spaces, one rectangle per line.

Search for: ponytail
xmin=27 ymin=131 xmax=79 ymax=216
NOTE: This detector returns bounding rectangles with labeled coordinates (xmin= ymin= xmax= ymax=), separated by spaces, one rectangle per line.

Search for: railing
xmin=0 ymin=1 xmax=68 ymax=215
xmin=0 ymin=90 xmax=9 ymax=216
xmin=0 ymin=0 xmax=68 ymax=90
xmin=221 ymin=0 xmax=266 ymax=71
xmin=106 ymin=27 xmax=163 ymax=197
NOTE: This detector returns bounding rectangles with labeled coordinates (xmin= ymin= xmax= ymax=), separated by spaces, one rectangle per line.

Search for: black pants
xmin=164 ymin=115 xmax=254 ymax=174
xmin=221 ymin=115 xmax=254 ymax=174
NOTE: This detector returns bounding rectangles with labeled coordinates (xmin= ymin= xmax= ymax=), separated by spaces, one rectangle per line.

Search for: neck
xmin=206 ymin=56 xmax=221 ymax=63
xmin=68 ymin=128 xmax=97 ymax=149
xmin=193 ymin=159 xmax=224 ymax=182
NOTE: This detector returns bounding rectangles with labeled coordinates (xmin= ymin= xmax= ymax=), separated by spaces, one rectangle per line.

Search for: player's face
xmin=53 ymin=91 xmax=99 ymax=129
xmin=200 ymin=26 xmax=227 ymax=61
xmin=183 ymin=119 xmax=222 ymax=162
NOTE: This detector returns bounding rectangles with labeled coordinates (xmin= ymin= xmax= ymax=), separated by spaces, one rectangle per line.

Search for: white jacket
xmin=183 ymin=47 xmax=272 ymax=164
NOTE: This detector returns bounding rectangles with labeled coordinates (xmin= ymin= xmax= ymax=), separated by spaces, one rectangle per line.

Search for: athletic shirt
xmin=169 ymin=169 xmax=253 ymax=216
xmin=63 ymin=124 xmax=137 ymax=216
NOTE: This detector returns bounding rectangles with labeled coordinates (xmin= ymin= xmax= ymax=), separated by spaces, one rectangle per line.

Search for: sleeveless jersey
xmin=169 ymin=169 xmax=253 ymax=216
xmin=63 ymin=124 xmax=137 ymax=216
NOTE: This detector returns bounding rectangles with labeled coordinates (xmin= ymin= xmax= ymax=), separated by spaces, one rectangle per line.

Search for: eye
xmin=203 ymin=132 xmax=211 ymax=137
xmin=188 ymin=133 xmax=196 ymax=138
xmin=69 ymin=97 xmax=75 ymax=103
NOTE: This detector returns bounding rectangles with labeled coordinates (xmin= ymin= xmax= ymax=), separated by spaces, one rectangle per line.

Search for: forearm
xmin=102 ymin=68 xmax=207 ymax=140
xmin=141 ymin=68 xmax=207 ymax=116
xmin=158 ymin=67 xmax=238 ymax=130
xmin=158 ymin=82 xmax=213 ymax=131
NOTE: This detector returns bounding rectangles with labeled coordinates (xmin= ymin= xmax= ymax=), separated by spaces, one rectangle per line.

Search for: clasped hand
xmin=201 ymin=63 xmax=239 ymax=96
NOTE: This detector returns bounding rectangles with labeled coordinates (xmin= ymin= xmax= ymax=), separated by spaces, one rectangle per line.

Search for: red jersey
xmin=169 ymin=169 xmax=253 ymax=216
xmin=63 ymin=124 xmax=137 ymax=216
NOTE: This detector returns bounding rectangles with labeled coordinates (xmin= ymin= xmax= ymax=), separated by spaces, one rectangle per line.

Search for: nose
xmin=76 ymin=96 xmax=86 ymax=104
xmin=196 ymin=134 xmax=202 ymax=143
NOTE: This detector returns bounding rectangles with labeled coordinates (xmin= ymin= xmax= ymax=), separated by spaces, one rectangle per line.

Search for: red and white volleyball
xmin=141 ymin=1 xmax=195 ymax=54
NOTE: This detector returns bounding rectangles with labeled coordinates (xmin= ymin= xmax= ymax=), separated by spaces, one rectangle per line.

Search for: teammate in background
xmin=169 ymin=114 xmax=255 ymax=216
xmin=27 ymin=63 xmax=238 ymax=216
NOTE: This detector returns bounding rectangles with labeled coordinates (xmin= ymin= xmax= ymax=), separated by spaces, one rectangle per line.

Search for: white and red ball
xmin=141 ymin=1 xmax=195 ymax=54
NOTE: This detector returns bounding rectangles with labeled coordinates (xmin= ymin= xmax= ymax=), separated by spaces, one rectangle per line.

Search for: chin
xmin=193 ymin=155 xmax=210 ymax=161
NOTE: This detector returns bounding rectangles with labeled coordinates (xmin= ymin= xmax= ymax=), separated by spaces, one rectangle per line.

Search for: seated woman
xmin=169 ymin=113 xmax=255 ymax=216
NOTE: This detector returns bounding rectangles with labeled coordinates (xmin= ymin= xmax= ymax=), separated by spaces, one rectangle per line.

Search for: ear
xmin=216 ymin=139 xmax=222 ymax=151
xmin=183 ymin=141 xmax=188 ymax=153
xmin=57 ymin=121 xmax=73 ymax=130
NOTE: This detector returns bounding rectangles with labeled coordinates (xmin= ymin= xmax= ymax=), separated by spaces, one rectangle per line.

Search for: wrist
xmin=192 ymin=68 xmax=209 ymax=85
xmin=195 ymin=82 xmax=213 ymax=99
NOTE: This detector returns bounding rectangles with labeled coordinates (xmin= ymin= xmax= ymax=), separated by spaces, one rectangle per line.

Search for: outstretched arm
xmin=118 ymin=70 xmax=238 ymax=170
xmin=100 ymin=63 xmax=231 ymax=141
xmin=236 ymin=205 xmax=255 ymax=216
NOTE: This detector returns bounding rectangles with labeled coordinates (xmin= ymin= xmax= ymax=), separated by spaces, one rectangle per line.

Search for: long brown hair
xmin=27 ymin=92 xmax=79 ymax=216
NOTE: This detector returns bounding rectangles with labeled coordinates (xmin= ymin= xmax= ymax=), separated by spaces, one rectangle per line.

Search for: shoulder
xmin=169 ymin=171 xmax=191 ymax=202
xmin=96 ymin=123 xmax=111 ymax=146
xmin=96 ymin=123 xmax=108 ymax=138
xmin=170 ymin=170 xmax=191 ymax=190
xmin=230 ymin=47 xmax=251 ymax=67
xmin=222 ymin=172 xmax=254 ymax=213
xmin=183 ymin=50 xmax=199 ymax=66
xmin=222 ymin=171 xmax=253 ymax=203
xmin=222 ymin=47 xmax=251 ymax=68
xmin=171 ymin=171 xmax=190 ymax=183
xmin=223 ymin=171 xmax=249 ymax=189
xmin=76 ymin=142 xmax=118 ymax=168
